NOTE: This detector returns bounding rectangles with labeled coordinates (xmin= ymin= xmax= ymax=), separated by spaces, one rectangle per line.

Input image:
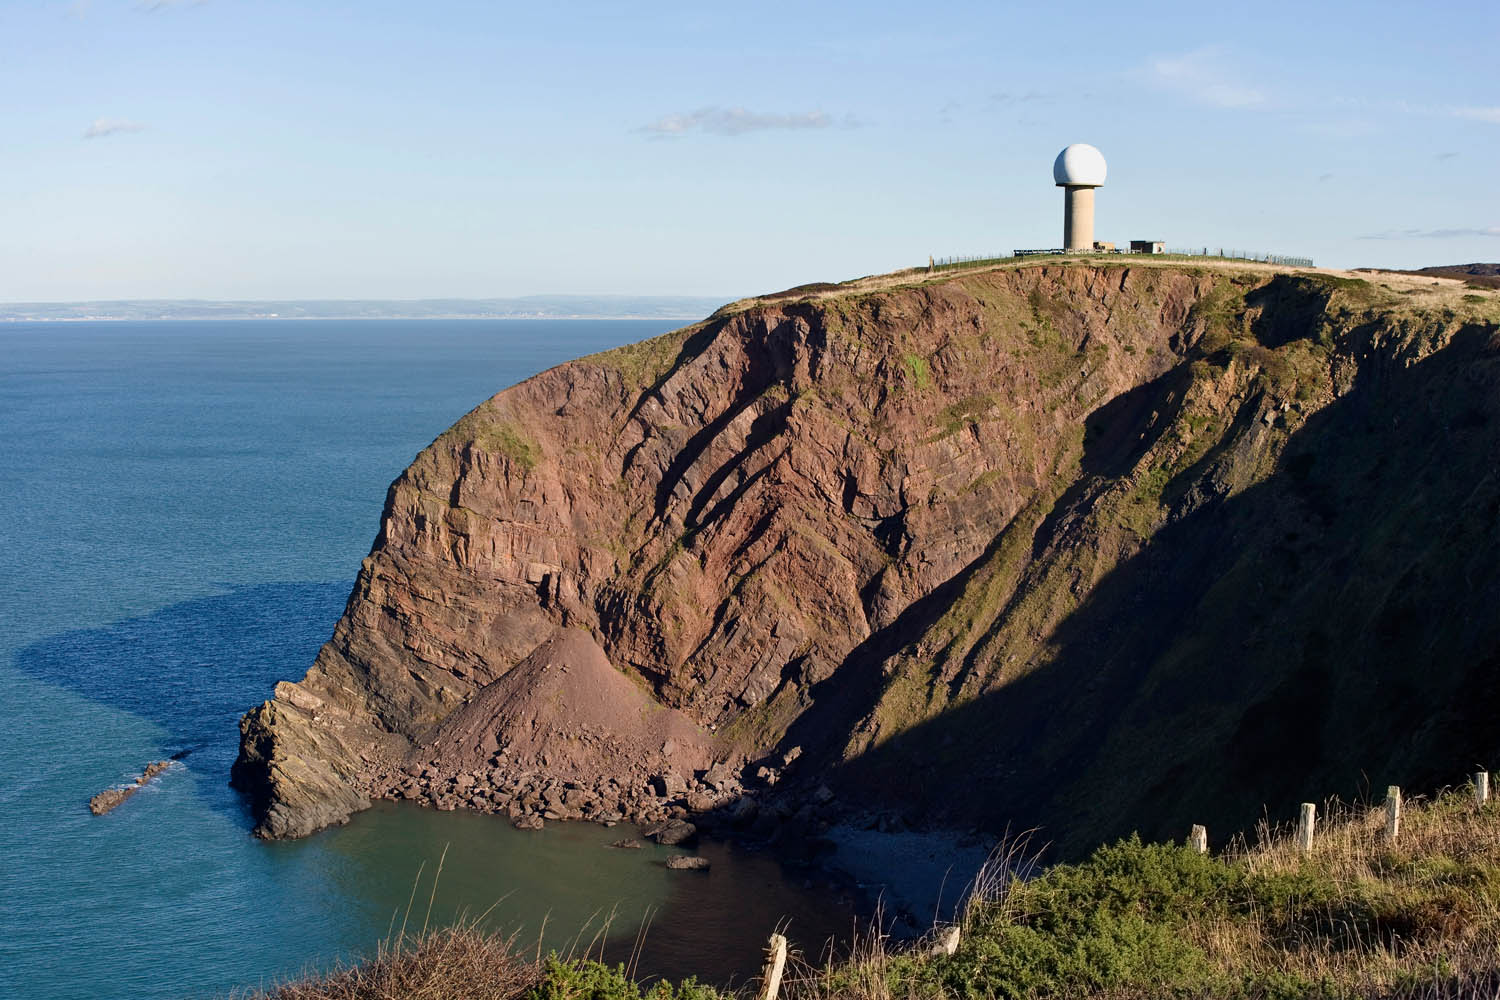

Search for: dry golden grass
xmin=246 ymin=925 xmax=538 ymax=1000
xmin=1191 ymin=790 xmax=1500 ymax=999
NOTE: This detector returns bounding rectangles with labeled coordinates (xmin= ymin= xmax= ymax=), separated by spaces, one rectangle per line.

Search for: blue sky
xmin=2 ymin=0 xmax=1496 ymax=301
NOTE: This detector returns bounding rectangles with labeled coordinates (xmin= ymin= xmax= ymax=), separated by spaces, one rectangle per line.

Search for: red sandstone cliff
xmin=234 ymin=263 xmax=1500 ymax=854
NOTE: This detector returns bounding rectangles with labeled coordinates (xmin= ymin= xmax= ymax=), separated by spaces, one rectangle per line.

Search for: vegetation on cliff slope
xmin=827 ymin=266 xmax=1500 ymax=857
xmin=252 ymin=783 xmax=1500 ymax=1000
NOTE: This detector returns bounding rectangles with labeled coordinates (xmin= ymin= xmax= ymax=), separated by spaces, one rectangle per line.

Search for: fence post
xmin=1189 ymin=825 xmax=1208 ymax=854
xmin=1385 ymin=786 xmax=1402 ymax=843
xmin=758 ymin=933 xmax=787 ymax=1000
xmin=1477 ymin=772 xmax=1490 ymax=809
xmin=1297 ymin=803 xmax=1316 ymax=854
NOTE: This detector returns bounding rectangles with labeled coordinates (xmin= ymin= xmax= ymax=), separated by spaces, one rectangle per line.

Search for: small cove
xmin=0 ymin=319 xmax=861 ymax=999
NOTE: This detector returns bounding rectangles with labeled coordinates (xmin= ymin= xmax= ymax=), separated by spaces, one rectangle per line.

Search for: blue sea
xmin=0 ymin=320 xmax=857 ymax=1000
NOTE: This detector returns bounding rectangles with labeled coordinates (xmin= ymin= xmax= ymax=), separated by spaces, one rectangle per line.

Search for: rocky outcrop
xmin=90 ymin=760 xmax=174 ymax=815
xmin=233 ymin=263 xmax=1500 ymax=855
xmin=643 ymin=818 xmax=698 ymax=846
xmin=233 ymin=684 xmax=383 ymax=838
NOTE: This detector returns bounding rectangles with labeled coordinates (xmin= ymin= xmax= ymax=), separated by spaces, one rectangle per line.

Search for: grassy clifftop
xmin=256 ymin=781 xmax=1500 ymax=1000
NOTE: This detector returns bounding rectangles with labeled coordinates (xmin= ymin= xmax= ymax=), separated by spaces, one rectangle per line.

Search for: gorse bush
xmin=527 ymin=957 xmax=723 ymax=1000
xmin=892 ymin=837 xmax=1234 ymax=998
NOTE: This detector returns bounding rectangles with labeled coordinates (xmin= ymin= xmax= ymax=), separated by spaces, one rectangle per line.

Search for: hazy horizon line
xmin=0 ymin=293 xmax=736 ymax=323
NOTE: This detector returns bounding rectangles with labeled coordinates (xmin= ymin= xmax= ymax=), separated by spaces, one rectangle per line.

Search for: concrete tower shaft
xmin=1053 ymin=144 xmax=1106 ymax=252
xmin=1062 ymin=186 xmax=1095 ymax=251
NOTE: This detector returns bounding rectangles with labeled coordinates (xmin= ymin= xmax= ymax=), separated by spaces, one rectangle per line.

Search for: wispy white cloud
xmin=83 ymin=118 xmax=146 ymax=139
xmin=1451 ymin=106 xmax=1500 ymax=125
xmin=638 ymin=106 xmax=858 ymax=138
xmin=1358 ymin=226 xmax=1500 ymax=240
xmin=987 ymin=90 xmax=1051 ymax=107
xmin=1147 ymin=47 xmax=1266 ymax=109
xmin=1383 ymin=100 xmax=1500 ymax=126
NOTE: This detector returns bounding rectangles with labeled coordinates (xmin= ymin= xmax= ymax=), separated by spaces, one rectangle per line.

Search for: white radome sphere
xmin=1053 ymin=143 xmax=1107 ymax=187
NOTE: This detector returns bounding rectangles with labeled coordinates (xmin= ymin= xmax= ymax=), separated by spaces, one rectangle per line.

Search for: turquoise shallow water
xmin=0 ymin=321 xmax=858 ymax=1000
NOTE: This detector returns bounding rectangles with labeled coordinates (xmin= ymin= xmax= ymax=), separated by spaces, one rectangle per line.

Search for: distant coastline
xmin=0 ymin=295 xmax=730 ymax=323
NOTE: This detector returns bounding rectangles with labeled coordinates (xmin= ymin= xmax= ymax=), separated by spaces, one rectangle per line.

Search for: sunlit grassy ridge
xmin=252 ymin=784 xmax=1500 ymax=1000
xmin=867 ymin=785 xmax=1500 ymax=1000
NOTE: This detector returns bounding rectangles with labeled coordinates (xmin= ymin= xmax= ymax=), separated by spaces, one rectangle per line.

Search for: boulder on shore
xmin=643 ymin=818 xmax=697 ymax=846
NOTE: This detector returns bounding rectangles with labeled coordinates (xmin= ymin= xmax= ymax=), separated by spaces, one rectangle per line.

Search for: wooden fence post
xmin=759 ymin=933 xmax=787 ymax=1000
xmin=1297 ymin=803 xmax=1316 ymax=854
xmin=1189 ymin=824 xmax=1208 ymax=855
xmin=1385 ymin=786 xmax=1401 ymax=843
xmin=1476 ymin=772 xmax=1490 ymax=810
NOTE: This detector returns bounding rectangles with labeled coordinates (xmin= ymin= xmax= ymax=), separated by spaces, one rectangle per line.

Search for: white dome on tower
xmin=1053 ymin=143 xmax=1107 ymax=187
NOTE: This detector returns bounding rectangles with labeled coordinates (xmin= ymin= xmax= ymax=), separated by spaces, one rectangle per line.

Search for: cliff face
xmin=234 ymin=263 xmax=1500 ymax=852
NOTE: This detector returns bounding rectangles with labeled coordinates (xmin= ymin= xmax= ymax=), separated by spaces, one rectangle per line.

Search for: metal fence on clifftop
xmin=927 ymin=247 xmax=1315 ymax=271
xmin=1167 ymin=248 xmax=1315 ymax=267
xmin=931 ymin=253 xmax=1015 ymax=269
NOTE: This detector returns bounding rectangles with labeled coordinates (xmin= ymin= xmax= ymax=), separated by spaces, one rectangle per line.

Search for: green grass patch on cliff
xmin=902 ymin=352 xmax=930 ymax=391
xmin=929 ymin=395 xmax=999 ymax=442
xmin=584 ymin=324 xmax=699 ymax=391
xmin=1189 ymin=281 xmax=1251 ymax=351
xmin=478 ymin=423 xmax=541 ymax=470
xmin=435 ymin=407 xmax=542 ymax=471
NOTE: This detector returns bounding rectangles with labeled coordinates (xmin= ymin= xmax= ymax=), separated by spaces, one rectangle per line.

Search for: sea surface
xmin=0 ymin=320 xmax=860 ymax=1000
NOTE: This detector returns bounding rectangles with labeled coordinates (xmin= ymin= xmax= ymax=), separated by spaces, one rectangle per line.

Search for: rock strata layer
xmin=234 ymin=264 xmax=1500 ymax=856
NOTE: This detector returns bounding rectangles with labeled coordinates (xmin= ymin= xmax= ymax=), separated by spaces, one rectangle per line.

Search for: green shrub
xmin=915 ymin=916 xmax=1215 ymax=999
xmin=1014 ymin=836 xmax=1242 ymax=932
xmin=900 ymin=837 xmax=1239 ymax=998
xmin=528 ymin=957 xmax=721 ymax=1000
